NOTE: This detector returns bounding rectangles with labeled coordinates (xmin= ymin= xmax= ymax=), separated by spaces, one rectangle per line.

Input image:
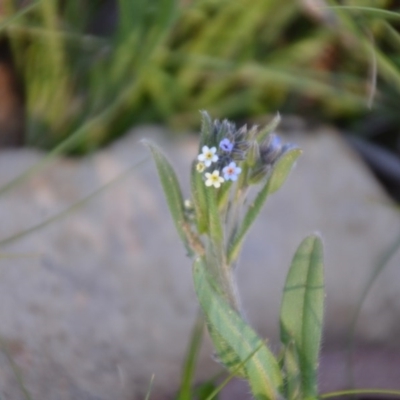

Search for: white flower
xmin=205 ymin=170 xmax=224 ymax=188
xmin=196 ymin=162 xmax=206 ymax=173
xmin=222 ymin=162 xmax=241 ymax=181
xmin=198 ymin=146 xmax=218 ymax=167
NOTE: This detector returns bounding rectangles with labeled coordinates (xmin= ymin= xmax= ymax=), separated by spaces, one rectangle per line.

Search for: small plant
xmin=145 ymin=111 xmax=325 ymax=400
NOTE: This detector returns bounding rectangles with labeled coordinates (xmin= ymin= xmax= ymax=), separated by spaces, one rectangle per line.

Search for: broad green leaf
xmin=282 ymin=341 xmax=301 ymax=400
xmin=208 ymin=325 xmax=248 ymax=379
xmin=280 ymin=235 xmax=324 ymax=400
xmin=143 ymin=140 xmax=192 ymax=254
xmin=193 ymin=257 xmax=282 ymax=400
xmin=204 ymin=340 xmax=270 ymax=400
xmin=190 ymin=162 xmax=208 ymax=234
xmin=268 ymin=148 xmax=302 ymax=194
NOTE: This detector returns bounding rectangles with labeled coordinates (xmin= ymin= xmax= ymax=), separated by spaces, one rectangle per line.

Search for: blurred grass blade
xmin=329 ymin=1 xmax=400 ymax=93
xmin=325 ymin=5 xmax=400 ymax=20
xmin=0 ymin=158 xmax=148 ymax=247
xmin=0 ymin=79 xmax=139 ymax=197
xmin=0 ymin=1 xmax=41 ymax=31
xmin=193 ymin=257 xmax=282 ymax=400
xmin=143 ymin=140 xmax=192 ymax=255
xmin=346 ymin=230 xmax=400 ymax=387
xmin=279 ymin=235 xmax=324 ymax=400
xmin=177 ymin=311 xmax=205 ymax=400
xmin=0 ymin=335 xmax=32 ymax=400
xmin=144 ymin=374 xmax=155 ymax=400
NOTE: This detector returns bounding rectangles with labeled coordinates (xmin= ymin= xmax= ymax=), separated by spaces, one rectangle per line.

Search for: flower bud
xmin=260 ymin=133 xmax=283 ymax=165
xmin=246 ymin=140 xmax=260 ymax=168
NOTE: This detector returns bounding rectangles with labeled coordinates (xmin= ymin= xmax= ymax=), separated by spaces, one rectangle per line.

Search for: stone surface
xmin=0 ymin=122 xmax=399 ymax=399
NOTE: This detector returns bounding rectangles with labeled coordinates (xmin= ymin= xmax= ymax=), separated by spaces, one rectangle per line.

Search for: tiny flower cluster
xmin=197 ymin=141 xmax=242 ymax=188
xmin=195 ymin=112 xmax=297 ymax=189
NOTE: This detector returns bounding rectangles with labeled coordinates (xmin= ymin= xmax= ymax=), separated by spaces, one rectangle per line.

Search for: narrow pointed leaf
xmin=228 ymin=148 xmax=301 ymax=263
xmin=228 ymin=176 xmax=271 ymax=264
xmin=200 ymin=110 xmax=214 ymax=148
xmin=280 ymin=235 xmax=324 ymax=399
xmin=144 ymin=140 xmax=192 ymax=254
xmin=193 ymin=257 xmax=282 ymax=400
xmin=268 ymin=148 xmax=302 ymax=194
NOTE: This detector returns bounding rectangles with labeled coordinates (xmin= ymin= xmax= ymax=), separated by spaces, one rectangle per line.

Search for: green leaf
xmin=177 ymin=312 xmax=205 ymax=400
xmin=326 ymin=5 xmax=400 ymax=20
xmin=228 ymin=176 xmax=271 ymax=264
xmin=190 ymin=161 xmax=208 ymax=234
xmin=207 ymin=325 xmax=248 ymax=379
xmin=268 ymin=148 xmax=302 ymax=194
xmin=282 ymin=341 xmax=301 ymax=400
xmin=228 ymin=148 xmax=301 ymax=264
xmin=143 ymin=140 xmax=192 ymax=255
xmin=279 ymin=235 xmax=324 ymax=400
xmin=196 ymin=381 xmax=219 ymax=400
xmin=200 ymin=110 xmax=214 ymax=148
xmin=193 ymin=257 xmax=283 ymax=400
xmin=0 ymin=1 xmax=41 ymax=31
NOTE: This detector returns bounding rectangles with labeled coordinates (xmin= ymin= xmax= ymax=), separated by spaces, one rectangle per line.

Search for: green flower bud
xmin=246 ymin=140 xmax=260 ymax=168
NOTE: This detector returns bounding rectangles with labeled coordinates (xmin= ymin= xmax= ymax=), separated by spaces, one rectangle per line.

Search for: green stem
xmin=205 ymin=240 xmax=240 ymax=313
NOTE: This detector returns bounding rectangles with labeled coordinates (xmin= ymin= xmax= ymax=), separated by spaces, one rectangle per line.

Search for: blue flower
xmin=219 ymin=138 xmax=234 ymax=153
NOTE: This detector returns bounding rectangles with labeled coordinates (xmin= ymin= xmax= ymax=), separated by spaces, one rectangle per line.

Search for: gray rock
xmin=0 ymin=123 xmax=399 ymax=399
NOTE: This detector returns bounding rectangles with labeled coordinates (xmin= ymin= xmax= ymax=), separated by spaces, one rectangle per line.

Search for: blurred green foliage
xmin=0 ymin=0 xmax=399 ymax=153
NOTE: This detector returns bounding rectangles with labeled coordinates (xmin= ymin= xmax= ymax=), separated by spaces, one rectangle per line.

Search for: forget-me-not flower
xmin=198 ymin=146 xmax=218 ymax=167
xmin=205 ymin=170 xmax=224 ymax=188
xmin=222 ymin=162 xmax=242 ymax=181
xmin=219 ymin=138 xmax=234 ymax=152
xmin=196 ymin=162 xmax=206 ymax=173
